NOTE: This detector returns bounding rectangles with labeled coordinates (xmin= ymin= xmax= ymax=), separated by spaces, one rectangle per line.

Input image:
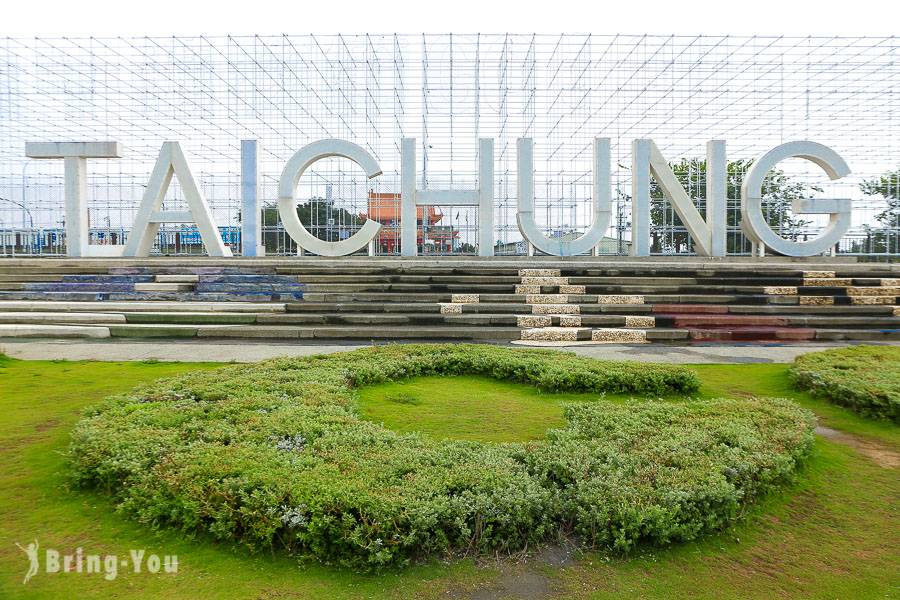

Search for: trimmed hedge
xmin=789 ymin=345 xmax=900 ymax=423
xmin=67 ymin=344 xmax=814 ymax=569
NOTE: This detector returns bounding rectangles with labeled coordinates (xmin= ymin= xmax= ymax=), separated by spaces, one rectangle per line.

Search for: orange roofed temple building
xmin=361 ymin=191 xmax=459 ymax=254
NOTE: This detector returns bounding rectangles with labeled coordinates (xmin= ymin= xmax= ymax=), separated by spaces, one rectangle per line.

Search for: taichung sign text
xmin=25 ymin=137 xmax=852 ymax=258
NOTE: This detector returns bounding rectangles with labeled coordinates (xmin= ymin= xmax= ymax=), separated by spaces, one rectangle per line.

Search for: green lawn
xmin=357 ymin=376 xmax=605 ymax=442
xmin=1 ymin=354 xmax=898 ymax=599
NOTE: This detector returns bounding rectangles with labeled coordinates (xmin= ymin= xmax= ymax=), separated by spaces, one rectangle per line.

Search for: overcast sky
xmin=5 ymin=0 xmax=899 ymax=38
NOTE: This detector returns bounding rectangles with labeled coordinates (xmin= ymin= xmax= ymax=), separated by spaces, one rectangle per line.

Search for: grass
xmin=357 ymin=375 xmax=604 ymax=442
xmin=0 ymin=352 xmax=898 ymax=599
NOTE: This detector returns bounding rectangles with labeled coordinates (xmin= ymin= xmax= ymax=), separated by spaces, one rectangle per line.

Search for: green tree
xmin=647 ymin=158 xmax=816 ymax=254
xmin=859 ymin=168 xmax=900 ymax=254
xmin=257 ymin=197 xmax=364 ymax=253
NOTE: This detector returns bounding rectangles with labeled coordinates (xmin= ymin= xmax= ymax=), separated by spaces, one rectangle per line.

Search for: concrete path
xmin=3 ymin=338 xmax=895 ymax=364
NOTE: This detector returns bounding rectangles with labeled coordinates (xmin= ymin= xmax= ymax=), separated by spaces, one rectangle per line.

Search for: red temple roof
xmin=361 ymin=191 xmax=443 ymax=225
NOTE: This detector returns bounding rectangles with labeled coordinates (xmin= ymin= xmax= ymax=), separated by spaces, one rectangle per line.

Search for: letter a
xmin=124 ymin=142 xmax=232 ymax=257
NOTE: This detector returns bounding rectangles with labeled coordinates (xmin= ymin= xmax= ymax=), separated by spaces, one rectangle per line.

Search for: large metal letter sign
xmin=25 ymin=141 xmax=124 ymax=257
xmin=740 ymin=141 xmax=852 ymax=257
xmin=278 ymin=140 xmax=383 ymax=257
xmin=517 ymin=138 xmax=612 ymax=256
xmin=241 ymin=140 xmax=266 ymax=257
xmin=630 ymin=140 xmax=727 ymax=257
xmin=125 ymin=142 xmax=232 ymax=257
xmin=400 ymin=138 xmax=494 ymax=257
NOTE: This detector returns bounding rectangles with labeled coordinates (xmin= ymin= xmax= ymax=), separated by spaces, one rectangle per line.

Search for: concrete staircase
xmin=0 ymin=258 xmax=899 ymax=343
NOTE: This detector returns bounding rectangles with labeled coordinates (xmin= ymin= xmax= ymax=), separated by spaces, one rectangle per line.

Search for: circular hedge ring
xmin=67 ymin=344 xmax=815 ymax=569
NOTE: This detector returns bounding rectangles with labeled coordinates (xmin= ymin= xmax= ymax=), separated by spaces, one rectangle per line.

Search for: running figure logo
xmin=15 ymin=539 xmax=39 ymax=584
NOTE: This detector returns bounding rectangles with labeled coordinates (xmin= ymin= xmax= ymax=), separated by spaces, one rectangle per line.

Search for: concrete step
xmin=108 ymin=266 xmax=277 ymax=275
xmin=654 ymin=313 xmax=900 ymax=329
xmin=195 ymin=283 xmax=305 ymax=293
xmin=20 ymin=282 xmax=137 ymax=292
xmin=122 ymin=312 xmax=259 ymax=325
xmin=155 ymin=274 xmax=200 ymax=283
xmin=683 ymin=326 xmax=900 ymax=342
xmin=61 ymin=275 xmax=155 ymax=282
xmin=191 ymin=325 xmax=523 ymax=340
xmin=0 ymin=324 xmax=111 ymax=338
xmin=134 ymin=283 xmax=195 ymax=292
xmin=0 ymin=300 xmax=286 ymax=313
xmin=0 ymin=311 xmax=126 ymax=324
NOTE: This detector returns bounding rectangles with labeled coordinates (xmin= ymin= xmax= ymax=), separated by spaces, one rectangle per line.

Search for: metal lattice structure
xmin=1 ymin=34 xmax=899 ymax=256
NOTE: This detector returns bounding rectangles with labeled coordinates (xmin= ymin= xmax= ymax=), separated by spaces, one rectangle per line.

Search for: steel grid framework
xmin=1 ymin=34 xmax=899 ymax=256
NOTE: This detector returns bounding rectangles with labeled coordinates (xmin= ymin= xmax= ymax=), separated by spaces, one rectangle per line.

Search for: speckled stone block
xmin=624 ymin=316 xmax=655 ymax=328
xmin=851 ymin=296 xmax=896 ymax=305
xmin=515 ymin=284 xmax=541 ymax=294
xmin=847 ymin=286 xmax=899 ymax=296
xmin=559 ymin=285 xmax=586 ymax=294
xmin=802 ymin=271 xmax=835 ymax=278
xmin=597 ymin=295 xmax=644 ymax=304
xmin=559 ymin=315 xmax=582 ymax=327
xmin=519 ymin=269 xmax=562 ymax=278
xmin=763 ymin=286 xmax=798 ymax=295
xmin=800 ymin=296 xmax=835 ymax=305
xmin=451 ymin=294 xmax=480 ymax=303
xmin=440 ymin=303 xmax=462 ymax=314
xmin=520 ymin=327 xmax=583 ymax=341
xmin=894 ymin=306 xmax=900 ymax=316
xmin=591 ymin=328 xmax=647 ymax=343
xmin=803 ymin=278 xmax=851 ymax=287
xmin=532 ymin=303 xmax=580 ymax=314
xmin=521 ymin=276 xmax=568 ymax=285
xmin=881 ymin=278 xmax=900 ymax=287
xmin=517 ymin=315 xmax=551 ymax=327
xmin=526 ymin=294 xmax=568 ymax=304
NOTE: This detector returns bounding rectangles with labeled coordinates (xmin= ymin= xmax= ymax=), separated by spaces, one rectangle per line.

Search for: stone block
xmin=520 ymin=327 xmax=583 ymax=341
xmin=532 ymin=303 xmax=580 ymax=314
xmin=559 ymin=285 xmax=586 ymax=294
xmin=799 ymin=296 xmax=835 ymax=305
xmin=521 ymin=277 xmax=568 ymax=285
xmin=803 ymin=278 xmax=851 ymax=287
xmin=802 ymin=271 xmax=835 ymax=278
xmin=515 ymin=285 xmax=541 ymax=294
xmin=559 ymin=315 xmax=582 ymax=327
xmin=847 ymin=286 xmax=899 ymax=296
xmin=850 ymin=296 xmax=895 ymax=305
xmin=763 ymin=286 xmax=798 ymax=295
xmin=451 ymin=294 xmax=479 ymax=303
xmin=526 ymin=294 xmax=568 ymax=304
xmin=624 ymin=316 xmax=655 ymax=328
xmin=519 ymin=269 xmax=561 ymax=277
xmin=516 ymin=315 xmax=551 ymax=328
xmin=597 ymin=295 xmax=644 ymax=304
xmin=591 ymin=328 xmax=647 ymax=343
xmin=440 ymin=303 xmax=462 ymax=314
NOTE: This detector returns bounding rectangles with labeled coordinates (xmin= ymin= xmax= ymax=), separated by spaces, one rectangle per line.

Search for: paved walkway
xmin=3 ymin=338 xmax=894 ymax=364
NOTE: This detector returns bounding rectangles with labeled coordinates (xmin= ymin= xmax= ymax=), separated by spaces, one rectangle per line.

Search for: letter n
xmin=630 ymin=140 xmax=726 ymax=257
xmin=123 ymin=142 xmax=232 ymax=257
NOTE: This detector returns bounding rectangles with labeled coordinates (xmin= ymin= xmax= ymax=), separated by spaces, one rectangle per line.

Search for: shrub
xmin=67 ymin=344 xmax=813 ymax=569
xmin=789 ymin=345 xmax=900 ymax=422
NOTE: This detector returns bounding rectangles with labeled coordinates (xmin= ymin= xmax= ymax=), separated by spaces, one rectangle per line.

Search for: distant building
xmin=360 ymin=191 xmax=459 ymax=254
